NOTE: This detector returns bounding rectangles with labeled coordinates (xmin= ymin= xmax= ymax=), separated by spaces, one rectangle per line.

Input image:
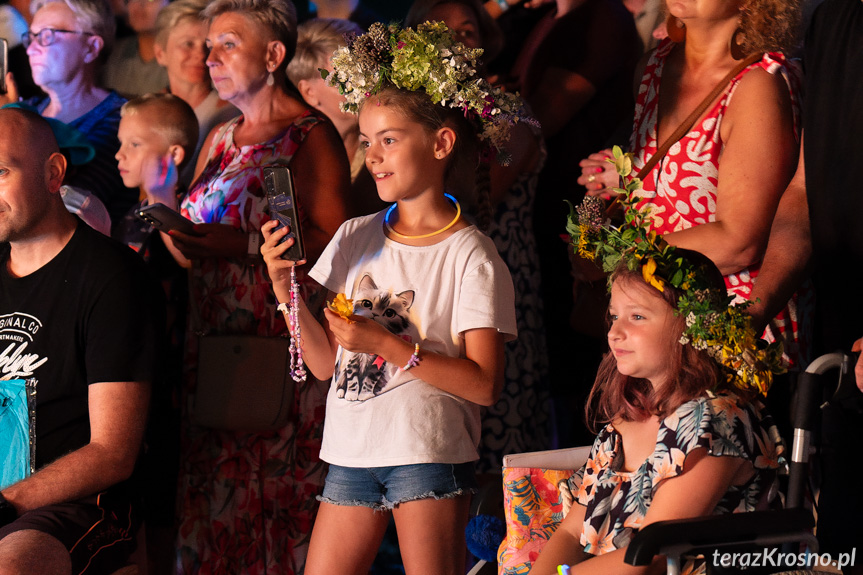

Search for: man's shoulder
xmin=73 ymin=223 xmax=148 ymax=276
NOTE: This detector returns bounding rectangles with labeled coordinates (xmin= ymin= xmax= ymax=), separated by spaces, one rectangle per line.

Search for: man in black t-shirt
xmin=0 ymin=108 xmax=158 ymax=574
xmin=750 ymin=0 xmax=863 ymax=569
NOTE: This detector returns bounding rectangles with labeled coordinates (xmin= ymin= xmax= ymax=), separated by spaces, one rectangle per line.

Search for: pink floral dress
xmin=176 ymin=111 xmax=328 ymax=575
xmin=630 ymin=40 xmax=808 ymax=365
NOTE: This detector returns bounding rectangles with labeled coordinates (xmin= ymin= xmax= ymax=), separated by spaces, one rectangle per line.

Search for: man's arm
xmin=748 ymin=133 xmax=813 ymax=333
xmin=1 ymin=381 xmax=150 ymax=514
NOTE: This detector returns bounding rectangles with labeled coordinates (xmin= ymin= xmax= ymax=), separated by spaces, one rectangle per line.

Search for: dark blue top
xmin=26 ymin=91 xmax=137 ymax=228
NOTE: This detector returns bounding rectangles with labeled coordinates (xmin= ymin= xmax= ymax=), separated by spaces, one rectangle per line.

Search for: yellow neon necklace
xmin=384 ymin=193 xmax=461 ymax=240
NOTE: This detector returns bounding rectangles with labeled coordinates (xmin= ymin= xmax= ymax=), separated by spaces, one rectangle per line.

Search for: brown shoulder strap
xmin=635 ymin=52 xmax=762 ymax=182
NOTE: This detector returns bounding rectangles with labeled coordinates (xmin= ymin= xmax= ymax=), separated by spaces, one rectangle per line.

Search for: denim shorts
xmin=319 ymin=462 xmax=478 ymax=511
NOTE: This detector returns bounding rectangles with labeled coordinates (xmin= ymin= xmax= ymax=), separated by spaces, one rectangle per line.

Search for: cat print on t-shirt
xmin=334 ymin=274 xmax=417 ymax=401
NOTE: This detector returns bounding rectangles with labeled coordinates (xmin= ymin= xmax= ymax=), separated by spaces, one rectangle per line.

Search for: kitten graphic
xmin=334 ymin=274 xmax=415 ymax=401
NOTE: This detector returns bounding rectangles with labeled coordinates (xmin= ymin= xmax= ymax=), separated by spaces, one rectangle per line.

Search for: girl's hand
xmin=324 ymin=308 xmax=393 ymax=355
xmin=261 ymin=219 xmax=306 ymax=286
xmin=578 ymin=149 xmax=620 ymax=199
xmin=168 ymin=223 xmax=247 ymax=260
xmin=142 ymin=154 xmax=179 ymax=208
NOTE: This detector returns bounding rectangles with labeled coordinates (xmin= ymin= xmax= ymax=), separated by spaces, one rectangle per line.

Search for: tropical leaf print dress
xmin=572 ymin=391 xmax=785 ymax=574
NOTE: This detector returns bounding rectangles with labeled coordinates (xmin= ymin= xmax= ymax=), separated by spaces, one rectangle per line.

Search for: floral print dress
xmin=630 ymin=40 xmax=809 ymax=365
xmin=176 ymin=111 xmax=329 ymax=575
xmin=479 ymin=133 xmax=554 ymax=473
xmin=572 ymin=391 xmax=785 ymax=573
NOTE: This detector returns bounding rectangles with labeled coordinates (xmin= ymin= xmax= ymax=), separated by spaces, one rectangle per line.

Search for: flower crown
xmin=567 ymin=147 xmax=785 ymax=395
xmin=322 ymin=21 xmax=535 ymax=165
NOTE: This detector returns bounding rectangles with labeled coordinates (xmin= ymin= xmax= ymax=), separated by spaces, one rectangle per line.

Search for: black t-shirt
xmin=803 ymin=0 xmax=863 ymax=352
xmin=0 ymin=220 xmax=159 ymax=470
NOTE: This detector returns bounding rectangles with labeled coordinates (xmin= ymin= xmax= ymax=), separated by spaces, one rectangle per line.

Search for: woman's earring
xmin=266 ymin=71 xmax=275 ymax=87
xmin=730 ymin=27 xmax=747 ymax=60
xmin=666 ymin=14 xmax=686 ymax=43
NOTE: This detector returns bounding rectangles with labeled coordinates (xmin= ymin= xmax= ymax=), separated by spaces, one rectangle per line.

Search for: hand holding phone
xmin=136 ymin=203 xmax=202 ymax=236
xmin=264 ymin=166 xmax=305 ymax=262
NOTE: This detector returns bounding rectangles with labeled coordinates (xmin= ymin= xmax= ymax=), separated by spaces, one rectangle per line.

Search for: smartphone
xmin=136 ymin=203 xmax=202 ymax=236
xmin=0 ymin=38 xmax=8 ymax=95
xmin=264 ymin=166 xmax=305 ymax=262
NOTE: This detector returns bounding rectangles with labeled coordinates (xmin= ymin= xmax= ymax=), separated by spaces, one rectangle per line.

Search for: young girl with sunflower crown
xmin=531 ymin=155 xmax=786 ymax=574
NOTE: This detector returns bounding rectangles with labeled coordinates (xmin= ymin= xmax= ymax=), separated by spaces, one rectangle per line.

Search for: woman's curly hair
xmin=738 ymin=0 xmax=801 ymax=54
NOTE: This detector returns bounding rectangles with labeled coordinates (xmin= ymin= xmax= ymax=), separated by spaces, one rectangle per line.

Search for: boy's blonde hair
xmin=287 ymin=18 xmax=362 ymax=86
xmin=121 ymin=94 xmax=199 ymax=169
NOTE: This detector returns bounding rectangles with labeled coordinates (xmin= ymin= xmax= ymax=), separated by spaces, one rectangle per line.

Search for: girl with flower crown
xmin=530 ymin=247 xmax=784 ymax=575
xmin=261 ymin=22 xmax=522 ymax=573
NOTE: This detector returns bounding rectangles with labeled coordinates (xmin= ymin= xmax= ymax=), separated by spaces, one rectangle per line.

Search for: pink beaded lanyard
xmin=279 ymin=267 xmax=306 ymax=382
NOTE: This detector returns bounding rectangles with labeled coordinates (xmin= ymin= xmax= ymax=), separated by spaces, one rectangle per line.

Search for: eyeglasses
xmin=22 ymin=28 xmax=96 ymax=49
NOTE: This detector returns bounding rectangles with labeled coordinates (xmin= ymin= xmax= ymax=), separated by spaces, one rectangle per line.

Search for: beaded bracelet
xmin=401 ymin=343 xmax=421 ymax=371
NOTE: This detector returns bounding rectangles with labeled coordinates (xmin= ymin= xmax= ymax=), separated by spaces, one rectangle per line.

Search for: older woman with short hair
xmin=143 ymin=0 xmax=351 ymax=571
xmin=6 ymin=0 xmax=135 ymax=226
xmin=153 ymin=0 xmax=238 ymax=186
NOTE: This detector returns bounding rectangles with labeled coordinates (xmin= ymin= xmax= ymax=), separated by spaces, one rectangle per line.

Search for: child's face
xmin=607 ymin=278 xmax=679 ymax=389
xmin=301 ymin=63 xmax=357 ymax=137
xmin=358 ymin=103 xmax=443 ymax=203
xmin=116 ymin=110 xmax=172 ymax=189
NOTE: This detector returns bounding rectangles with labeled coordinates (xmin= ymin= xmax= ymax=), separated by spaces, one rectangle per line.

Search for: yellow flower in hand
xmin=327 ymin=293 xmax=355 ymax=323
xmin=642 ymin=258 xmax=665 ymax=292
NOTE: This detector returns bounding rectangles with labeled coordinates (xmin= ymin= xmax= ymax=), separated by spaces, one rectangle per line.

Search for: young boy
xmin=114 ymin=93 xmax=199 ymax=254
xmin=113 ymin=94 xmax=198 ymax=574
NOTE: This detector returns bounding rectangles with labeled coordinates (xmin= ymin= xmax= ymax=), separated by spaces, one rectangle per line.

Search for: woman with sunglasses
xmin=2 ymin=0 xmax=136 ymax=230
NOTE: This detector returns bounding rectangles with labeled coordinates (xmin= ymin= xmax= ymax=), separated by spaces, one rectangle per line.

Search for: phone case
xmin=136 ymin=203 xmax=200 ymax=236
xmin=264 ymin=166 xmax=305 ymax=261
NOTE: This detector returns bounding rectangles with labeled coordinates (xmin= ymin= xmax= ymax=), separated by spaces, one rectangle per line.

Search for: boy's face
xmin=116 ymin=110 xmax=171 ymax=189
xmin=301 ymin=63 xmax=355 ymax=135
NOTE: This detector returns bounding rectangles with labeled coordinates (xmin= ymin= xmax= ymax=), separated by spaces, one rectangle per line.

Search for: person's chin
xmin=184 ymin=69 xmax=208 ymax=85
xmin=210 ymin=78 xmax=233 ymax=98
xmin=120 ymin=176 xmax=140 ymax=189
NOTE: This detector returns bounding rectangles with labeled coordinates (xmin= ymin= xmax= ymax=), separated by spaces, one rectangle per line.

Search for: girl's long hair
xmin=585 ymin=252 xmax=741 ymax=432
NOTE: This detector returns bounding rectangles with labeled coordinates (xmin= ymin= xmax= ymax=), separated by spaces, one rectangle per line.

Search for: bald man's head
xmin=0 ymin=107 xmax=69 ymax=244
xmin=0 ymin=107 xmax=62 ymax=164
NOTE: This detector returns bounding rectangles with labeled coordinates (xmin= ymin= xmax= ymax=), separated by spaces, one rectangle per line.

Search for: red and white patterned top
xmin=630 ymin=39 xmax=805 ymax=363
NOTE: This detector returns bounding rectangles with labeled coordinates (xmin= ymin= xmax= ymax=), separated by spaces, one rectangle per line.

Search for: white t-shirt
xmin=309 ymin=211 xmax=517 ymax=467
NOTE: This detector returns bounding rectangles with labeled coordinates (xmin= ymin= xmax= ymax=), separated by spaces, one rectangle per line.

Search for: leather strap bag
xmin=193 ymin=334 xmax=294 ymax=431
xmin=635 ymin=52 xmax=762 ymax=181
xmin=188 ymin=271 xmax=295 ymax=431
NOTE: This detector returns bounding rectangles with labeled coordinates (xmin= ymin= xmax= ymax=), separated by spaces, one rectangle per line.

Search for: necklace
xmin=384 ymin=193 xmax=461 ymax=240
